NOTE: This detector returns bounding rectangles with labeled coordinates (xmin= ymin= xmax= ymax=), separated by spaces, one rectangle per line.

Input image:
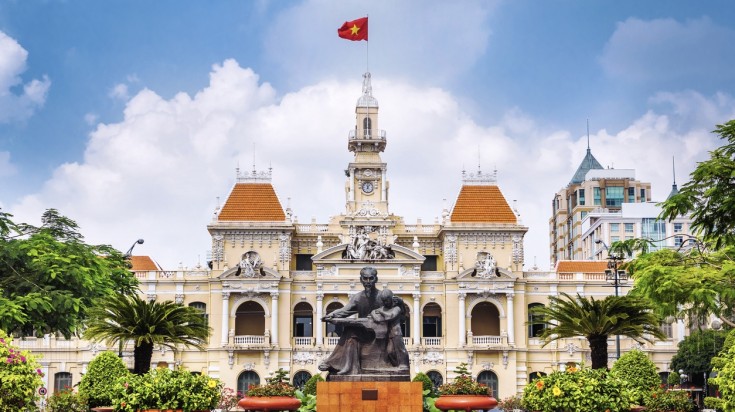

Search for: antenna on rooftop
xmin=586 ymin=118 xmax=590 ymax=151
xmin=672 ymin=156 xmax=677 ymax=186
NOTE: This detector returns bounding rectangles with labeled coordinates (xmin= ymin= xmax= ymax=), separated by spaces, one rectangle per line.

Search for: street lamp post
xmin=595 ymin=239 xmax=629 ymax=359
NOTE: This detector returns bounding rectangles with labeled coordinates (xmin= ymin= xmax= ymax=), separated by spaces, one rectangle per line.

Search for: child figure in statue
xmin=368 ymin=289 xmax=410 ymax=369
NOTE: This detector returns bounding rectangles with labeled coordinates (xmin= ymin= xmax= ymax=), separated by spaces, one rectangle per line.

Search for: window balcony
xmin=421 ymin=337 xmax=443 ymax=347
xmin=293 ymin=337 xmax=314 ymax=347
xmin=470 ymin=335 xmax=506 ymax=348
xmin=233 ymin=335 xmax=270 ymax=348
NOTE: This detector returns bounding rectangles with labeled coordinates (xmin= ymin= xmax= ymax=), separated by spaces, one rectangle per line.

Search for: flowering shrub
xmin=247 ymin=368 xmax=296 ymax=397
xmin=46 ymin=388 xmax=88 ymax=412
xmin=78 ymin=351 xmax=130 ymax=408
xmin=0 ymin=330 xmax=45 ymax=411
xmin=217 ymin=387 xmax=239 ymax=411
xmin=643 ymin=387 xmax=694 ymax=412
xmin=498 ymin=394 xmax=526 ymax=411
xmin=437 ymin=363 xmax=490 ymax=396
xmin=610 ymin=349 xmax=661 ymax=406
xmin=112 ymin=367 xmax=222 ymax=411
xmin=522 ymin=365 xmax=631 ymax=412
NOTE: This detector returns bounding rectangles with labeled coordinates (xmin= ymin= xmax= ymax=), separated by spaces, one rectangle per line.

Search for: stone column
xmin=221 ymin=292 xmax=230 ymax=346
xmin=315 ymin=293 xmax=324 ymax=346
xmin=412 ymin=293 xmax=421 ymax=346
xmin=271 ymin=292 xmax=280 ymax=346
xmin=506 ymin=293 xmax=515 ymax=345
xmin=381 ymin=169 xmax=387 ymax=201
xmin=677 ymin=318 xmax=685 ymax=343
xmin=458 ymin=293 xmax=467 ymax=347
xmin=349 ymin=169 xmax=355 ymax=202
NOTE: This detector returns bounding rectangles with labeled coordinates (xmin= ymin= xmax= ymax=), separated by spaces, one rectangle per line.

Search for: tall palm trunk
xmin=134 ymin=341 xmax=154 ymax=375
xmin=588 ymin=334 xmax=609 ymax=369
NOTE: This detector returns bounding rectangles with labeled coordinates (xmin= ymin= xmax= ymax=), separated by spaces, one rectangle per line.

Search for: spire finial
xmin=586 ymin=119 xmax=591 ymax=151
xmin=672 ymin=156 xmax=677 ymax=186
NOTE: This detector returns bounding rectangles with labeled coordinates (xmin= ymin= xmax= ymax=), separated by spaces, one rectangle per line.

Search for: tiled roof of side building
xmin=556 ymin=260 xmax=608 ymax=273
xmin=449 ymin=185 xmax=517 ymax=223
xmin=218 ymin=183 xmax=287 ymax=221
xmin=130 ymin=256 xmax=161 ymax=271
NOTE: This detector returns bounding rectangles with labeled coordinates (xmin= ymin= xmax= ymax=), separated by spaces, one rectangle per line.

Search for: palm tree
xmin=83 ymin=294 xmax=210 ymax=374
xmin=531 ymin=293 xmax=665 ymax=369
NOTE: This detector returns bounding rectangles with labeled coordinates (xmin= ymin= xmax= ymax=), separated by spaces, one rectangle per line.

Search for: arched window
xmin=470 ymin=302 xmax=500 ymax=336
xmin=237 ymin=371 xmax=260 ymax=396
xmin=528 ymin=303 xmax=546 ymax=338
xmin=363 ymin=117 xmax=372 ymax=137
xmin=325 ymin=302 xmax=344 ymax=337
xmin=427 ymin=371 xmax=443 ymax=389
xmin=477 ymin=371 xmax=498 ymax=398
xmin=293 ymin=371 xmax=312 ymax=389
xmin=54 ymin=372 xmax=73 ymax=392
xmin=235 ymin=301 xmax=265 ymax=335
xmin=529 ymin=371 xmax=546 ymax=382
xmin=189 ymin=302 xmax=208 ymax=325
xmin=293 ymin=302 xmax=313 ymax=338
xmin=422 ymin=303 xmax=442 ymax=338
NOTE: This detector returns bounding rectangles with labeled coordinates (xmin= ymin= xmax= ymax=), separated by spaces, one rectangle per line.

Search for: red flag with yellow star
xmin=338 ymin=17 xmax=368 ymax=41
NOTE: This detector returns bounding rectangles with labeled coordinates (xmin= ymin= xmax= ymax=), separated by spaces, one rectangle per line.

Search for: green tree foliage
xmin=532 ymin=293 xmax=666 ymax=369
xmin=627 ymin=244 xmax=735 ymax=327
xmin=0 ymin=209 xmax=138 ymax=338
xmin=78 ymin=351 xmax=131 ymax=408
xmin=670 ymin=329 xmax=727 ymax=378
xmin=660 ymin=120 xmax=735 ymax=249
xmin=709 ymin=330 xmax=735 ymax=412
xmin=301 ymin=373 xmax=324 ymax=397
xmin=84 ymin=294 xmax=210 ymax=374
xmin=610 ymin=349 xmax=661 ymax=406
xmin=412 ymin=372 xmax=434 ymax=395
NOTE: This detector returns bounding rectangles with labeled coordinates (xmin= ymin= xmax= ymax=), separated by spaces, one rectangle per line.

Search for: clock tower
xmin=345 ymin=72 xmax=389 ymax=217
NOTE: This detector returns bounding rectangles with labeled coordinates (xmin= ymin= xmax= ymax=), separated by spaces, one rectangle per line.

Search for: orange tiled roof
xmin=130 ymin=256 xmax=160 ymax=271
xmin=218 ymin=183 xmax=286 ymax=221
xmin=450 ymin=185 xmax=517 ymax=223
xmin=556 ymin=260 xmax=608 ymax=273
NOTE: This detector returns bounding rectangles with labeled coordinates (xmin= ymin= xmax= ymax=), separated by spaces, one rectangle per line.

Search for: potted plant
xmin=433 ymin=363 xmax=498 ymax=412
xmin=112 ymin=367 xmax=222 ymax=412
xmin=238 ymin=368 xmax=301 ymax=412
xmin=522 ymin=365 xmax=632 ymax=412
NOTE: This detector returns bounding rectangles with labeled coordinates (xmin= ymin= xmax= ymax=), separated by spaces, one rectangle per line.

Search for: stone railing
xmin=471 ymin=335 xmax=504 ymax=347
xmin=233 ymin=335 xmax=268 ymax=346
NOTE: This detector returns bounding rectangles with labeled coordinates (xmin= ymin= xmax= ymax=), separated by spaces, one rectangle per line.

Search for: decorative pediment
xmin=219 ymin=265 xmax=281 ymax=280
xmin=457 ymin=266 xmax=515 ymax=280
xmin=312 ymin=243 xmax=425 ymax=263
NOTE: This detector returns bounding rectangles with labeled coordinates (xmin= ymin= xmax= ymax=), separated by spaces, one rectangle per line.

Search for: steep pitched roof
xmin=556 ymin=260 xmax=608 ymax=273
xmin=570 ymin=149 xmax=603 ymax=185
xmin=130 ymin=255 xmax=160 ymax=271
xmin=450 ymin=185 xmax=517 ymax=223
xmin=218 ymin=183 xmax=286 ymax=221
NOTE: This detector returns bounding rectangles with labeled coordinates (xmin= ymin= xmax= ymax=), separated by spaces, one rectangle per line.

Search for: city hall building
xmin=22 ymin=73 xmax=685 ymax=400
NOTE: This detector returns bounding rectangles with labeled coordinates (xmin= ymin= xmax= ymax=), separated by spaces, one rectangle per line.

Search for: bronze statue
xmin=319 ymin=266 xmax=410 ymax=381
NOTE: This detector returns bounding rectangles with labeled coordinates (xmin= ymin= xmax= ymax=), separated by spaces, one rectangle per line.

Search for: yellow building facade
xmin=23 ymin=73 xmax=683 ymax=401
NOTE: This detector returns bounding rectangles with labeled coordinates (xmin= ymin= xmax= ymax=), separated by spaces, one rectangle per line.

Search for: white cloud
xmin=109 ymin=83 xmax=130 ymax=100
xmin=9 ymin=61 xmax=733 ymax=271
xmin=600 ymin=17 xmax=735 ymax=83
xmin=0 ymin=31 xmax=51 ymax=123
xmin=84 ymin=113 xmax=99 ymax=126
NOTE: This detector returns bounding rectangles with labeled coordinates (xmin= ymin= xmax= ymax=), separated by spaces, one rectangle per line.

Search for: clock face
xmin=361 ymin=181 xmax=374 ymax=194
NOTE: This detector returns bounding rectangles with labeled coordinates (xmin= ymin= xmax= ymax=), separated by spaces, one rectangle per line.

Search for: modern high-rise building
xmin=21 ymin=74 xmax=684 ymax=402
xmin=549 ymin=145 xmax=652 ymax=266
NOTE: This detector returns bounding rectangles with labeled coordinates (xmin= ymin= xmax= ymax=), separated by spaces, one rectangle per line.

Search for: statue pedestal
xmin=316 ymin=381 xmax=422 ymax=412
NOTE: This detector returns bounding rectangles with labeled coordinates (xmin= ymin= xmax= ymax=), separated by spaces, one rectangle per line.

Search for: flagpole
xmin=366 ymin=14 xmax=369 ymax=73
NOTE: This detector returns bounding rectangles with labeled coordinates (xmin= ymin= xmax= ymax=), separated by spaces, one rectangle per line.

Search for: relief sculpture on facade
xmin=234 ymin=251 xmax=265 ymax=277
xmin=472 ymin=251 xmax=500 ymax=278
xmin=341 ymin=226 xmax=395 ymax=261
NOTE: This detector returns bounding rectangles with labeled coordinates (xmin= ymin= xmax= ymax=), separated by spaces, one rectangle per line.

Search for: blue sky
xmin=1 ymin=0 xmax=734 ymax=269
